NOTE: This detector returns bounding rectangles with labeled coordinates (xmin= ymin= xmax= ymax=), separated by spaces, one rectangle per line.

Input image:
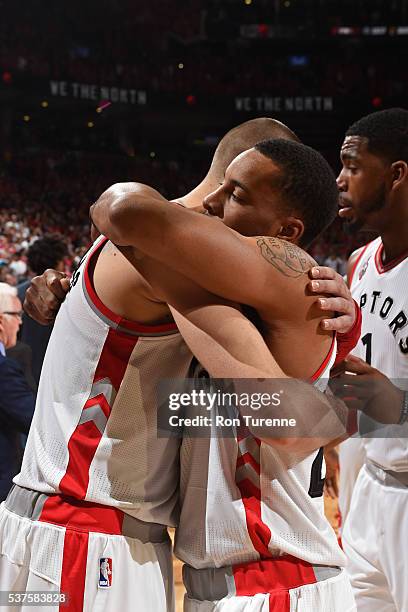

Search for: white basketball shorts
xmin=0 ymin=485 xmax=174 ymax=612
xmin=182 ymin=555 xmax=356 ymax=611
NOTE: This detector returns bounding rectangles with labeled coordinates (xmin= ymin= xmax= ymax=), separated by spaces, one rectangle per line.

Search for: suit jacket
xmin=0 ymin=352 xmax=35 ymax=501
xmin=6 ymin=341 xmax=37 ymax=392
xmin=18 ymin=280 xmax=53 ymax=386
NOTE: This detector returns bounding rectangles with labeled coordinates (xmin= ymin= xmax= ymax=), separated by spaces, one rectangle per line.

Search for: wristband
xmin=334 ymin=301 xmax=362 ymax=367
xmin=398 ymin=390 xmax=408 ymax=425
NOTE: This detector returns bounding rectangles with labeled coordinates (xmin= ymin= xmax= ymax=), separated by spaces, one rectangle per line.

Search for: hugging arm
xmin=117 ymin=247 xmax=347 ymax=453
xmin=90 ymin=183 xmax=311 ymax=311
xmin=24 ymin=183 xmax=357 ymax=332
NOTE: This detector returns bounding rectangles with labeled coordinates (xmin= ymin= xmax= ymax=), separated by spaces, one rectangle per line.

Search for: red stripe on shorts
xmin=39 ymin=495 xmax=125 ymax=612
xmin=269 ymin=591 xmax=290 ymax=611
xmin=233 ymin=555 xmax=317 ymax=609
xmin=59 ymin=529 xmax=89 ymax=612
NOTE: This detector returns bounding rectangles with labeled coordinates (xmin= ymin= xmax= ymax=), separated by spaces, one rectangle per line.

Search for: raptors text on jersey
xmin=350 ymin=237 xmax=408 ymax=471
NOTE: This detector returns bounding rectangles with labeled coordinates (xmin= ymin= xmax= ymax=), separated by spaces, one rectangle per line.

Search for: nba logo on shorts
xmin=99 ymin=558 xmax=112 ymax=588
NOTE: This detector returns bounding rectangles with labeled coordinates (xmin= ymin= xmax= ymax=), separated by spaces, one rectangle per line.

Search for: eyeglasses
xmin=3 ymin=311 xmax=23 ymax=320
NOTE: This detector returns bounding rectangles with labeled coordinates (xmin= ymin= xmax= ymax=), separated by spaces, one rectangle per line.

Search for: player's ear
xmin=277 ymin=217 xmax=304 ymax=244
xmin=390 ymin=160 xmax=408 ymax=192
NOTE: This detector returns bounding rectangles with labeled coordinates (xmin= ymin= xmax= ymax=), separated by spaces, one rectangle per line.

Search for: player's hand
xmin=323 ymin=447 xmax=339 ymax=499
xmin=308 ymin=266 xmax=355 ymax=333
xmin=24 ymin=269 xmax=70 ymax=325
xmin=330 ymin=355 xmax=405 ymax=424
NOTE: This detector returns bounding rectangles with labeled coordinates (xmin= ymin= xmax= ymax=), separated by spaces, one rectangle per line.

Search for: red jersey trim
xmin=235 ymin=333 xmax=335 ymax=562
xmin=58 ymin=327 xmax=138 ymax=500
xmin=83 ymin=237 xmax=178 ymax=335
xmin=310 ymin=334 xmax=336 ymax=382
xmin=374 ymin=241 xmax=408 ymax=275
xmin=348 ymin=242 xmax=371 ymax=288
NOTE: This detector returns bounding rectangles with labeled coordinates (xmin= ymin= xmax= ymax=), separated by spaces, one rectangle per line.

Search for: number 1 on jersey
xmin=361 ymin=332 xmax=373 ymax=365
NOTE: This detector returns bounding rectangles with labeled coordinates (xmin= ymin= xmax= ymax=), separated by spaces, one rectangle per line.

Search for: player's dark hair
xmin=346 ymin=108 xmax=408 ymax=163
xmin=254 ymin=139 xmax=338 ymax=247
xmin=27 ymin=234 xmax=67 ymax=275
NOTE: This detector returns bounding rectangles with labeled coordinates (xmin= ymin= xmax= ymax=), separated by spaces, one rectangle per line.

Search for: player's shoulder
xmin=346 ymin=247 xmax=364 ymax=285
xmin=251 ymin=236 xmax=316 ymax=279
xmin=348 ymin=245 xmax=365 ymax=267
xmin=347 ymin=238 xmax=379 ymax=286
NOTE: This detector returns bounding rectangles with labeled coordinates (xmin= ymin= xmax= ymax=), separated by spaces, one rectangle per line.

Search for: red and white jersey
xmin=175 ymin=338 xmax=346 ymax=569
xmin=15 ymin=236 xmax=193 ymax=526
xmin=350 ymin=237 xmax=408 ymax=471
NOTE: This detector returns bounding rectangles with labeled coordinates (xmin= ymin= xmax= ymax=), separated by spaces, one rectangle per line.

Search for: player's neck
xmin=380 ymin=225 xmax=408 ymax=264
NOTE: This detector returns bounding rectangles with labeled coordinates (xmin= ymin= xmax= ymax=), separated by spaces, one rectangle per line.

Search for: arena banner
xmin=235 ymin=96 xmax=334 ymax=112
xmin=49 ymin=81 xmax=147 ymax=105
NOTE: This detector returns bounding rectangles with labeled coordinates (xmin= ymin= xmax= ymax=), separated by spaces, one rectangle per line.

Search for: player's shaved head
xmin=209 ymin=118 xmax=300 ymax=183
xmin=179 ymin=118 xmax=300 ymax=208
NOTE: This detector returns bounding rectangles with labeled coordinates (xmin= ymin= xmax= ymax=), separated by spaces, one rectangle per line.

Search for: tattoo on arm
xmin=256 ymin=237 xmax=315 ymax=278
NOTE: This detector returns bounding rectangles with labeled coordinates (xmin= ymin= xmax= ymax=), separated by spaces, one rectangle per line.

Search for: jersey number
xmin=308 ymin=447 xmax=325 ymax=498
xmin=361 ymin=332 xmax=372 ymax=365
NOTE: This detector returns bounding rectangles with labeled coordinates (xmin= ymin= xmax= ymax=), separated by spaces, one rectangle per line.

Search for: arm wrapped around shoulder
xmin=90 ymin=182 xmax=170 ymax=246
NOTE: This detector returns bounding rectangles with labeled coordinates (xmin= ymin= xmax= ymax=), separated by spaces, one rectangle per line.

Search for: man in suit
xmin=17 ymin=234 xmax=67 ymax=386
xmin=0 ymin=282 xmax=35 ymax=501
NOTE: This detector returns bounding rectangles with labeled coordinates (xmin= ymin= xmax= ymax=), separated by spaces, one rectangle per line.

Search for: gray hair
xmin=0 ymin=282 xmax=18 ymax=313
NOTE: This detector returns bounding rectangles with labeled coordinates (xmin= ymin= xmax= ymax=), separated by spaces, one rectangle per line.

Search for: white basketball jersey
xmin=175 ymin=339 xmax=346 ymax=569
xmin=350 ymin=237 xmax=408 ymax=471
xmin=15 ymin=236 xmax=193 ymax=526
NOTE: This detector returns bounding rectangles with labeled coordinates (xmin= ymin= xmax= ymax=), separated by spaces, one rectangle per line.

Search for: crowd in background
xmin=1 ymin=0 xmax=391 ymax=283
xmin=0 ymin=149 xmax=365 ymax=288
xmin=0 ymin=149 xmax=206 ymax=283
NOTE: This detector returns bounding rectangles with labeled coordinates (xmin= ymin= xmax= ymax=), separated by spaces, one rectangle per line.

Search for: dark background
xmin=1 ymin=0 xmax=407 ymax=273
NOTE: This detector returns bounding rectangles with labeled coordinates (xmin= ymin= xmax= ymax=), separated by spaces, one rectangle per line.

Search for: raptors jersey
xmin=15 ymin=236 xmax=193 ymax=526
xmin=175 ymin=339 xmax=346 ymax=569
xmin=350 ymin=237 xmax=408 ymax=471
